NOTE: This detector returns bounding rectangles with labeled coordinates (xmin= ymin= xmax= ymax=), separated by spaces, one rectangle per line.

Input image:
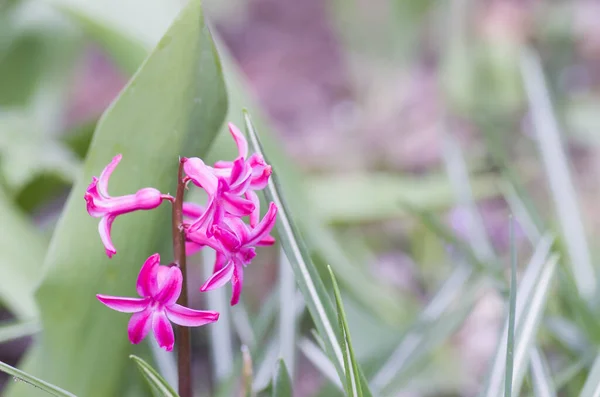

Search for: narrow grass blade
xmin=271 ymin=359 xmax=293 ymax=397
xmin=202 ymin=248 xmax=234 ymax=382
xmin=482 ymin=254 xmax=558 ymax=397
xmin=298 ymin=337 xmax=344 ymax=391
xmin=0 ymin=360 xmax=76 ymax=397
xmin=530 ymin=347 xmax=557 ymax=397
xmin=521 ymin=47 xmax=595 ymax=299
xmin=242 ymin=345 xmax=255 ymax=397
xmin=279 ymin=248 xmax=297 ymax=379
xmin=330 ymin=266 xmax=364 ymax=397
xmin=130 ymin=356 xmax=179 ymax=397
xmin=500 ymin=181 xmax=541 ymax=244
xmin=372 ymin=262 xmax=472 ymax=391
xmin=0 ymin=320 xmax=40 ymax=344
xmin=504 ymin=220 xmax=518 ymax=397
xmin=243 ymin=111 xmax=345 ymax=379
xmin=579 ymin=352 xmax=600 ymax=397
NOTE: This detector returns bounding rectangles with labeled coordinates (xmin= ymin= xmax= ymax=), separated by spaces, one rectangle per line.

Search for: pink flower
xmin=197 ymin=202 xmax=278 ymax=306
xmin=213 ymin=123 xmax=272 ymax=190
xmin=96 ymin=253 xmax=219 ymax=351
xmin=85 ymin=154 xmax=173 ymax=258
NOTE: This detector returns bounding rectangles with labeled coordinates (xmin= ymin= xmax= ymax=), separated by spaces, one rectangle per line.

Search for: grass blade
xmin=0 ymin=361 xmax=76 ymax=397
xmin=579 ymin=352 xmax=600 ymax=397
xmin=521 ymin=47 xmax=595 ymax=299
xmin=271 ymin=359 xmax=293 ymax=397
xmin=529 ymin=347 xmax=557 ymax=397
xmin=130 ymin=355 xmax=179 ymax=397
xmin=202 ymin=248 xmax=234 ymax=382
xmin=0 ymin=320 xmax=40 ymax=344
xmin=279 ymin=248 xmax=297 ymax=379
xmin=504 ymin=219 xmax=518 ymax=397
xmin=330 ymin=266 xmax=364 ymax=397
xmin=243 ymin=111 xmax=345 ymax=379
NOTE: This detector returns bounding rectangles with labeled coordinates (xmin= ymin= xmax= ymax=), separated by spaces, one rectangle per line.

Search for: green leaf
xmin=0 ymin=360 xmax=76 ymax=397
xmin=521 ymin=48 xmax=595 ymax=299
xmin=0 ymin=320 xmax=40 ymax=344
xmin=5 ymin=1 xmax=227 ymax=396
xmin=0 ymin=187 xmax=47 ymax=319
xmin=271 ymin=359 xmax=293 ymax=397
xmin=504 ymin=220 xmax=518 ymax=397
xmin=579 ymin=352 xmax=600 ymax=397
xmin=130 ymin=355 xmax=179 ymax=397
xmin=529 ymin=347 xmax=557 ymax=397
xmin=243 ymin=111 xmax=345 ymax=380
xmin=329 ymin=266 xmax=367 ymax=397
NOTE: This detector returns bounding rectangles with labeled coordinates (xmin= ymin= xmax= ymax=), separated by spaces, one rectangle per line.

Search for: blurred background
xmin=1 ymin=0 xmax=600 ymax=396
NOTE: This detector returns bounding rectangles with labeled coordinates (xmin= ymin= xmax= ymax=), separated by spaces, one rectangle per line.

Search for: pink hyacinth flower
xmin=213 ymin=123 xmax=272 ymax=190
xmin=183 ymin=157 xmax=255 ymax=234
xmin=198 ymin=202 xmax=278 ymax=306
xmin=85 ymin=154 xmax=172 ymax=258
xmin=97 ymin=253 xmax=219 ymax=351
xmin=182 ymin=202 xmax=206 ymax=256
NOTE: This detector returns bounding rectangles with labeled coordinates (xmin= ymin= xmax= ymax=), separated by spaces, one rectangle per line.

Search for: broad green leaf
xmin=130 ymin=355 xmax=179 ymax=397
xmin=579 ymin=352 xmax=600 ymax=397
xmin=242 ymin=111 xmax=344 ymax=379
xmin=521 ymin=48 xmax=595 ymax=299
xmin=0 ymin=188 xmax=47 ymax=319
xmin=0 ymin=320 xmax=40 ymax=344
xmin=329 ymin=266 xmax=369 ymax=397
xmin=0 ymin=360 xmax=76 ymax=397
xmin=271 ymin=359 xmax=292 ymax=397
xmin=6 ymin=1 xmax=227 ymax=396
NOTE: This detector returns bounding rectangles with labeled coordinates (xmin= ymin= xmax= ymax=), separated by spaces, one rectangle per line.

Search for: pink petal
xmin=249 ymin=165 xmax=272 ymax=190
xmin=246 ymin=202 xmax=278 ymax=246
xmin=98 ymin=154 xmax=122 ymax=197
xmin=223 ymin=216 xmax=250 ymax=243
xmin=228 ymin=122 xmax=248 ymax=159
xmin=213 ymin=226 xmax=242 ymax=252
xmin=128 ymin=308 xmax=152 ymax=344
xmin=244 ymin=190 xmax=260 ymax=227
xmin=166 ymin=304 xmax=219 ymax=327
xmin=98 ymin=215 xmax=117 ymax=258
xmin=185 ymin=241 xmax=204 ymax=256
xmin=182 ymin=202 xmax=205 ymax=219
xmin=213 ymin=251 xmax=228 ymax=273
xmin=183 ymin=157 xmax=218 ymax=194
xmin=136 ymin=253 xmax=161 ymax=297
xmin=213 ymin=160 xmax=233 ymax=169
xmin=230 ymin=263 xmax=244 ymax=306
xmin=228 ymin=158 xmax=252 ymax=195
xmin=256 ymin=235 xmax=276 ymax=246
xmin=84 ymin=177 xmax=105 ymax=217
xmin=154 ymin=266 xmax=182 ymax=306
xmin=223 ymin=194 xmax=255 ymax=217
xmin=152 ymin=311 xmax=175 ymax=352
xmin=200 ymin=262 xmax=234 ymax=292
xmin=96 ymin=295 xmax=149 ymax=313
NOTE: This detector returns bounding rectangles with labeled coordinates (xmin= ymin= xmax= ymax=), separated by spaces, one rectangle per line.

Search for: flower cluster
xmin=85 ymin=122 xmax=278 ymax=351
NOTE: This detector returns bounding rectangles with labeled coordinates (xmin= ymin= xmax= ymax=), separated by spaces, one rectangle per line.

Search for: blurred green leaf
xmin=0 ymin=188 xmax=47 ymax=319
xmin=271 ymin=359 xmax=293 ymax=397
xmin=0 ymin=360 xmax=76 ymax=397
xmin=306 ymin=172 xmax=499 ymax=224
xmin=329 ymin=266 xmax=370 ymax=397
xmin=579 ymin=352 xmax=600 ymax=397
xmin=130 ymin=355 xmax=179 ymax=397
xmin=0 ymin=320 xmax=40 ymax=344
xmin=504 ymin=222 xmax=518 ymax=397
xmin=529 ymin=347 xmax=557 ymax=397
xmin=6 ymin=1 xmax=227 ymax=396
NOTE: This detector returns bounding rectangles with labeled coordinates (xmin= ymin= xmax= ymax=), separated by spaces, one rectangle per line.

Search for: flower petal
xmin=96 ymin=295 xmax=149 ymax=313
xmin=183 ymin=157 xmax=218 ymax=194
xmin=98 ymin=154 xmax=122 ymax=197
xmin=154 ymin=266 xmax=182 ymax=306
xmin=223 ymin=194 xmax=255 ymax=217
xmin=182 ymin=202 xmax=205 ymax=219
xmin=98 ymin=215 xmax=117 ymax=258
xmin=213 ymin=251 xmax=228 ymax=273
xmin=185 ymin=241 xmax=204 ymax=257
xmin=166 ymin=304 xmax=219 ymax=327
xmin=228 ymin=122 xmax=248 ymax=159
xmin=128 ymin=308 xmax=153 ymax=344
xmin=200 ymin=262 xmax=234 ymax=292
xmin=152 ymin=311 xmax=175 ymax=352
xmin=244 ymin=190 xmax=260 ymax=227
xmin=136 ymin=253 xmax=161 ymax=297
xmin=213 ymin=226 xmax=242 ymax=252
xmin=246 ymin=202 xmax=278 ymax=246
xmin=230 ymin=263 xmax=244 ymax=306
xmin=256 ymin=235 xmax=276 ymax=246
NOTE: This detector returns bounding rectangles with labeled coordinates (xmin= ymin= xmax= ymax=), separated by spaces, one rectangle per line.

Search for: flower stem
xmin=173 ymin=158 xmax=192 ymax=397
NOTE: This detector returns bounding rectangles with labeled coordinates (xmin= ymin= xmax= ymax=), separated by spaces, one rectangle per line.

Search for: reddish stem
xmin=172 ymin=158 xmax=191 ymax=397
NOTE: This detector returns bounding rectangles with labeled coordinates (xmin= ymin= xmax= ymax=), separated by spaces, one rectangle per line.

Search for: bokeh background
xmin=1 ymin=0 xmax=600 ymax=396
